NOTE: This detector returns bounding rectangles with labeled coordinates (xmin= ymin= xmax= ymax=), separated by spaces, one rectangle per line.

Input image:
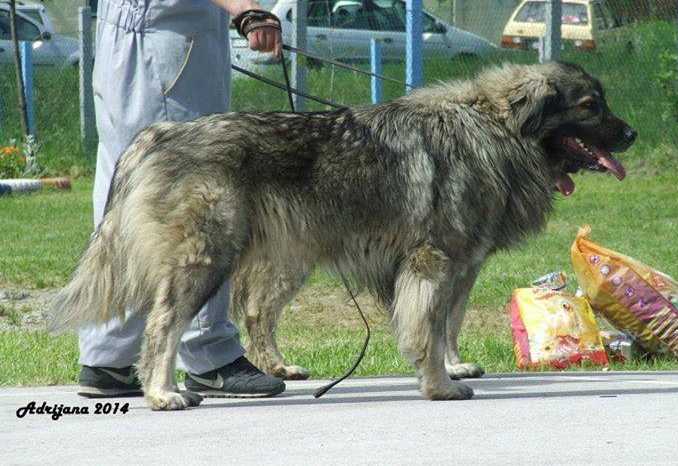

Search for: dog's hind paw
xmin=422 ymin=380 xmax=474 ymax=401
xmin=272 ymin=364 xmax=311 ymax=380
xmin=147 ymin=390 xmax=203 ymax=411
xmin=445 ymin=362 xmax=485 ymax=379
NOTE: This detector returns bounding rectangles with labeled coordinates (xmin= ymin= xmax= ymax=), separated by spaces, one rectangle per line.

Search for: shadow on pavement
xmin=196 ymin=383 xmax=678 ymax=410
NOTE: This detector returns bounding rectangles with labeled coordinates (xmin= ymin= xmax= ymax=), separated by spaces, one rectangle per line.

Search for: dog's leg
xmin=391 ymin=245 xmax=473 ymax=400
xmin=138 ymin=277 xmax=204 ymax=411
xmin=233 ymin=257 xmax=311 ymax=380
xmin=444 ymin=264 xmax=485 ymax=379
xmin=137 ymin=184 xmax=244 ymax=410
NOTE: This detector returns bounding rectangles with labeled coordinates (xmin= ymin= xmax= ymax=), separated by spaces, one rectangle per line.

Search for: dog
xmin=50 ymin=62 xmax=636 ymax=410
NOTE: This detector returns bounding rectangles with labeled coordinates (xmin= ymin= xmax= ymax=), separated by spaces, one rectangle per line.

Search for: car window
xmin=307 ymin=1 xmax=333 ymax=27
xmin=0 ymin=11 xmax=41 ymax=41
xmin=0 ymin=13 xmax=9 ymax=39
xmin=18 ymin=9 xmax=45 ymax=27
xmin=307 ymin=1 xmax=369 ymax=29
xmin=515 ymin=2 xmax=589 ymax=25
xmin=334 ymin=2 xmax=370 ymax=29
xmin=371 ymin=0 xmax=406 ymax=31
xmin=307 ymin=0 xmax=442 ymax=33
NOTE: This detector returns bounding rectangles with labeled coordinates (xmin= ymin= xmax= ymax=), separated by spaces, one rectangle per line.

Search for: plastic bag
xmin=571 ymin=226 xmax=678 ymax=355
xmin=509 ymin=285 xmax=609 ymax=369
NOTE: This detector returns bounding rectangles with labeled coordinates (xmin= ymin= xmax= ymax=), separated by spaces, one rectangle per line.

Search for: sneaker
xmin=185 ymin=356 xmax=286 ymax=398
xmin=78 ymin=365 xmax=143 ymax=398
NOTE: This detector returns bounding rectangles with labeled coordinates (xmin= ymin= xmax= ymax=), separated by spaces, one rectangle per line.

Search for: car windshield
xmin=515 ymin=2 xmax=589 ymax=25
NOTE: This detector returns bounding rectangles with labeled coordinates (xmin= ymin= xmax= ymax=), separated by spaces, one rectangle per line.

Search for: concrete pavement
xmin=1 ymin=371 xmax=677 ymax=465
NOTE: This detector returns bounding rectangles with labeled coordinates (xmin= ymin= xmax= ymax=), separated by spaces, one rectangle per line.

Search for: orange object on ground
xmin=571 ymin=226 xmax=678 ymax=355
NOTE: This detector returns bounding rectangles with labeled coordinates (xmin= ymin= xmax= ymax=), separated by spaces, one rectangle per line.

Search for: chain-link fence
xmin=0 ymin=0 xmax=89 ymax=174
xmin=1 ymin=0 xmax=677 ymax=175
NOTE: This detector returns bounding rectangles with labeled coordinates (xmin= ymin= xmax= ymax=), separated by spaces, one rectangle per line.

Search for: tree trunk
xmin=9 ymin=0 xmax=29 ymax=137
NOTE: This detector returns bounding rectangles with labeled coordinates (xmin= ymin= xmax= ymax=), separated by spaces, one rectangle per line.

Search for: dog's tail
xmin=48 ymin=215 xmax=126 ymax=333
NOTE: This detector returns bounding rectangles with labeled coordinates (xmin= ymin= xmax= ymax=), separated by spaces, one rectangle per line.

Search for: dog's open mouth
xmin=555 ymin=136 xmax=626 ymax=196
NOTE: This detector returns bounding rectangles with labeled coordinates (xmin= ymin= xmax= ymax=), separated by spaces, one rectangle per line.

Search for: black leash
xmin=282 ymin=44 xmax=413 ymax=89
xmin=281 ymin=45 xmax=371 ymax=399
xmin=232 ymin=9 xmax=373 ymax=397
xmin=313 ymin=269 xmax=371 ymax=399
xmin=231 ymin=64 xmax=345 ymax=109
xmin=231 ymin=43 xmax=413 ymax=108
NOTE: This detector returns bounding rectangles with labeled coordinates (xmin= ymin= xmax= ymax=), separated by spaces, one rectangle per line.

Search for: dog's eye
xmin=579 ymin=99 xmax=599 ymax=113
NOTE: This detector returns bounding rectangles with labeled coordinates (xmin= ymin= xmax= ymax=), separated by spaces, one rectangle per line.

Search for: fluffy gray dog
xmin=50 ymin=62 xmax=636 ymax=410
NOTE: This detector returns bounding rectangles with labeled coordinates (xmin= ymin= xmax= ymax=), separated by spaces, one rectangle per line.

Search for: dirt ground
xmin=0 ymin=288 xmax=59 ymax=331
xmin=0 ymin=284 xmax=388 ymax=332
xmin=0 ymin=283 xmax=507 ymax=335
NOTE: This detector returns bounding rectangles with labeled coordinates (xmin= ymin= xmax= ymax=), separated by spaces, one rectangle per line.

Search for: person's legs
xmin=176 ymin=281 xmax=244 ymax=374
xmin=78 ymin=2 xmax=282 ymax=397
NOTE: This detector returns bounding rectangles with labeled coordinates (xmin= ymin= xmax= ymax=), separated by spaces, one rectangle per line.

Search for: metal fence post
xmin=541 ymin=0 xmax=562 ymax=63
xmin=19 ymin=41 xmax=35 ymax=136
xmin=406 ymin=0 xmax=424 ymax=92
xmin=79 ymin=6 xmax=96 ymax=155
xmin=370 ymin=39 xmax=383 ymax=104
xmin=291 ymin=0 xmax=307 ymax=111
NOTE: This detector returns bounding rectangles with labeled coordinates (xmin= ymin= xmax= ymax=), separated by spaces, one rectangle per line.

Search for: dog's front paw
xmin=146 ymin=390 xmax=203 ymax=411
xmin=446 ymin=362 xmax=485 ymax=379
xmin=272 ymin=364 xmax=310 ymax=380
xmin=421 ymin=380 xmax=474 ymax=400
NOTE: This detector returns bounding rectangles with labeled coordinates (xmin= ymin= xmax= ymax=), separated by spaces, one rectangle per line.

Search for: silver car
xmin=231 ymin=0 xmax=496 ymax=67
xmin=0 ymin=3 xmax=78 ymax=66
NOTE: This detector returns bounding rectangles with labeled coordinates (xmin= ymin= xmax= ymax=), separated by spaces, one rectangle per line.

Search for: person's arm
xmin=211 ymin=0 xmax=282 ymax=56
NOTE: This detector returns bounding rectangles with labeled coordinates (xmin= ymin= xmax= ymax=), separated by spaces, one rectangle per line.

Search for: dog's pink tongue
xmin=593 ymin=147 xmax=626 ymax=180
xmin=556 ymin=174 xmax=575 ymax=196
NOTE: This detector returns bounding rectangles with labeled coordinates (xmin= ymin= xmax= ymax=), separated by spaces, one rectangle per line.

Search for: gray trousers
xmin=79 ymin=0 xmax=244 ymax=374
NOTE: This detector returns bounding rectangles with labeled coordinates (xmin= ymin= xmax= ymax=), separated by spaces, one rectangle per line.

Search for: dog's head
xmin=496 ymin=62 xmax=636 ymax=196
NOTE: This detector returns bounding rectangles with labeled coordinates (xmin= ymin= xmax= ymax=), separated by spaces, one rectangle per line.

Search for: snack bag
xmin=509 ymin=286 xmax=609 ymax=369
xmin=571 ymin=226 xmax=678 ymax=355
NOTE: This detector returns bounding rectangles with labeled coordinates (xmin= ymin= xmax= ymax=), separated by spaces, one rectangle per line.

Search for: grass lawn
xmin=1 ymin=171 xmax=677 ymax=386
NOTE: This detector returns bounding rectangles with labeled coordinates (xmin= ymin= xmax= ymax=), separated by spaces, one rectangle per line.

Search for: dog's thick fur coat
xmin=50 ymin=62 xmax=634 ymax=410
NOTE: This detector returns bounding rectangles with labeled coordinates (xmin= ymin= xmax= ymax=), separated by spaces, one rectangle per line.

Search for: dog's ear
xmin=508 ymin=77 xmax=558 ymax=137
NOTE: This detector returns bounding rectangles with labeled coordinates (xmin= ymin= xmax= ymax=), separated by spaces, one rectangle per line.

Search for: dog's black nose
xmin=623 ymin=126 xmax=637 ymax=144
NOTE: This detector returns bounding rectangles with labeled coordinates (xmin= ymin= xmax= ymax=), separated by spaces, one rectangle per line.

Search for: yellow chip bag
xmin=508 ymin=287 xmax=609 ymax=369
xmin=571 ymin=226 xmax=678 ymax=355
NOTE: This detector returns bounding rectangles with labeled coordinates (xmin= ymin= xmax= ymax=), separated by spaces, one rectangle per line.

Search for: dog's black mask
xmin=521 ymin=62 xmax=637 ymax=196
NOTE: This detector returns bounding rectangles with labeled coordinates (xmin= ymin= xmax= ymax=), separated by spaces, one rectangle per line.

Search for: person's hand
xmin=246 ymin=19 xmax=282 ymax=58
xmin=213 ymin=1 xmax=283 ymax=57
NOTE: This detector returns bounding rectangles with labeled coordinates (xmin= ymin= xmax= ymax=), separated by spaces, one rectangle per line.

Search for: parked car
xmin=501 ymin=0 xmax=619 ymax=51
xmin=0 ymin=2 xmax=79 ymax=66
xmin=231 ymin=0 xmax=496 ymax=68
